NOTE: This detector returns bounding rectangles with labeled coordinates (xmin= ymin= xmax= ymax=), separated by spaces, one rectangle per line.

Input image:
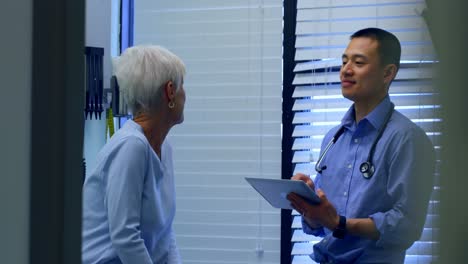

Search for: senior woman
xmin=82 ymin=45 xmax=186 ymax=264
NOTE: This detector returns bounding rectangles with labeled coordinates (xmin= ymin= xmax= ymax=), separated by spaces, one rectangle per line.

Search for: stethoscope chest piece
xmin=360 ymin=161 xmax=375 ymax=179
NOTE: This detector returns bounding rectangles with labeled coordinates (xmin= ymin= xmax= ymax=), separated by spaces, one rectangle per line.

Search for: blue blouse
xmin=82 ymin=119 xmax=180 ymax=264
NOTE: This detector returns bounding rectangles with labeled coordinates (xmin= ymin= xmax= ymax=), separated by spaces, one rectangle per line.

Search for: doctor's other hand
xmin=291 ymin=173 xmax=315 ymax=190
xmin=287 ymin=189 xmax=339 ymax=231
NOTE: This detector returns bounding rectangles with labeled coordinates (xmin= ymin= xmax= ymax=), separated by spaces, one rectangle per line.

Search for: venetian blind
xmin=134 ymin=1 xmax=283 ymax=263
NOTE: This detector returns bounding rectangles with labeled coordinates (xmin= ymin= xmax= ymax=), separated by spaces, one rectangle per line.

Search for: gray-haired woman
xmin=82 ymin=45 xmax=186 ymax=264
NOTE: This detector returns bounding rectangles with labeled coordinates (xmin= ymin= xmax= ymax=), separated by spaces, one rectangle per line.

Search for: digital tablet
xmin=245 ymin=177 xmax=320 ymax=210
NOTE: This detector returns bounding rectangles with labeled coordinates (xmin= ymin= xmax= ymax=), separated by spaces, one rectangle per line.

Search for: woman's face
xmin=172 ymin=84 xmax=186 ymax=124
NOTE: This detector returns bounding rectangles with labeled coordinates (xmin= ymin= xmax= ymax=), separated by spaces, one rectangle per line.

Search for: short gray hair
xmin=114 ymin=45 xmax=186 ymax=114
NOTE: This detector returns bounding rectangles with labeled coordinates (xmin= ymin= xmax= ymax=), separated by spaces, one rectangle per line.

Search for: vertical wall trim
xmin=281 ymin=0 xmax=297 ymax=263
xmin=120 ymin=0 xmax=134 ymax=53
xmin=29 ymin=0 xmax=85 ymax=263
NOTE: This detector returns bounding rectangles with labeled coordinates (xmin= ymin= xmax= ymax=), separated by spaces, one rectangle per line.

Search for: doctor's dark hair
xmin=351 ymin=28 xmax=401 ymax=70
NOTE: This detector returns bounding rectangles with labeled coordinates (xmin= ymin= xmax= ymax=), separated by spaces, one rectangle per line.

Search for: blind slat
xmin=297 ymin=0 xmax=424 ymax=9
xmin=297 ymin=3 xmax=426 ymax=21
xmin=293 ymin=67 xmax=433 ymax=85
xmin=139 ymin=0 xmax=281 ymax=10
xmin=292 ymin=80 xmax=435 ymax=97
xmin=292 ymin=94 xmax=438 ymax=112
xmin=296 ymin=30 xmax=432 ymax=48
xmin=296 ymin=17 xmax=427 ymax=35
xmin=293 ymin=107 xmax=441 ymax=124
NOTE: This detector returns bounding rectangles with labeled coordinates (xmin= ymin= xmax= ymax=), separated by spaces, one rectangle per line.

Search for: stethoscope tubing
xmin=314 ymin=103 xmax=395 ymax=179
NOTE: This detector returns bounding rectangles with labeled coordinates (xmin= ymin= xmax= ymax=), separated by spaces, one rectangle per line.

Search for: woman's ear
xmin=164 ymin=81 xmax=175 ymax=102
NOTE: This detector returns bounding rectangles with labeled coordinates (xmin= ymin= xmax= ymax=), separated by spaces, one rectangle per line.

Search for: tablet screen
xmin=245 ymin=177 xmax=320 ymax=209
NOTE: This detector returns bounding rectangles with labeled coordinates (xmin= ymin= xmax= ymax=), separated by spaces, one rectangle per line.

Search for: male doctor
xmin=288 ymin=28 xmax=435 ymax=263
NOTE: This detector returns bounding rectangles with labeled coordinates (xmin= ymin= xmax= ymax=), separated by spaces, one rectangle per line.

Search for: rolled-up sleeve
xmin=105 ymin=137 xmax=153 ymax=264
xmin=302 ymin=217 xmax=326 ymax=237
xmin=370 ymin=130 xmax=435 ymax=248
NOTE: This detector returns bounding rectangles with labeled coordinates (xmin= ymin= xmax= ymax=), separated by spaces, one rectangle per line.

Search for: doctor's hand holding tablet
xmin=287 ymin=173 xmax=341 ymax=232
xmin=245 ymin=173 xmax=340 ymax=232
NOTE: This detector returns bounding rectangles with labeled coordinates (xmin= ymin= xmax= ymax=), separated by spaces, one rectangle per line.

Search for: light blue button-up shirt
xmin=82 ymin=119 xmax=181 ymax=264
xmin=303 ymin=96 xmax=435 ymax=263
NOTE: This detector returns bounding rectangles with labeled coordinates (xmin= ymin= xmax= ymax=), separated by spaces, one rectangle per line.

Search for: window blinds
xmin=290 ymin=1 xmax=439 ymax=264
xmin=134 ymin=1 xmax=283 ymax=263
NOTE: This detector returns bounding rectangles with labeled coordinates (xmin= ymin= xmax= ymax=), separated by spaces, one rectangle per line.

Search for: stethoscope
xmin=315 ymin=103 xmax=395 ymax=179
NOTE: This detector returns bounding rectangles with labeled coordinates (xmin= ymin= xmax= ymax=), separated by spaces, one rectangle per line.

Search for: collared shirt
xmin=302 ymin=96 xmax=435 ymax=263
xmin=82 ymin=119 xmax=181 ymax=264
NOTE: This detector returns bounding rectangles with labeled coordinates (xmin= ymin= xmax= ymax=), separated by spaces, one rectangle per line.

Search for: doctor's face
xmin=340 ymin=37 xmax=388 ymax=104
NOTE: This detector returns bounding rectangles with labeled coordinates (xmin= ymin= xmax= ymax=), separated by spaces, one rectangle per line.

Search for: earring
xmin=168 ymin=101 xmax=175 ymax=109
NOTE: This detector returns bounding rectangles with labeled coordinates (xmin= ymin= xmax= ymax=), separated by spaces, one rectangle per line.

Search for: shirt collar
xmin=341 ymin=95 xmax=393 ymax=130
xmin=341 ymin=105 xmax=356 ymax=129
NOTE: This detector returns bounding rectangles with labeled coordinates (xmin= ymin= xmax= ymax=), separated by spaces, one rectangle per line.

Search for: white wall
xmin=83 ymin=0 xmax=120 ymax=174
xmin=0 ymin=1 xmax=32 ymax=263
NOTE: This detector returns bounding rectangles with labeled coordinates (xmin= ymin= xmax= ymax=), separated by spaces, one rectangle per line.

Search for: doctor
xmin=287 ymin=28 xmax=435 ymax=263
